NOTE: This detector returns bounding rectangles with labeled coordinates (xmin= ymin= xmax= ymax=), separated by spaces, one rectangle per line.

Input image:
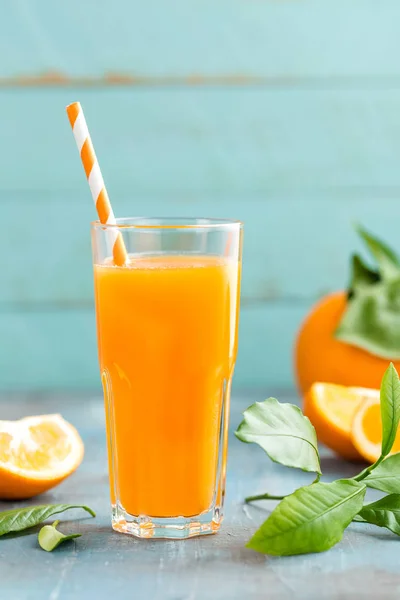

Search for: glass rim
xmin=91 ymin=216 xmax=243 ymax=230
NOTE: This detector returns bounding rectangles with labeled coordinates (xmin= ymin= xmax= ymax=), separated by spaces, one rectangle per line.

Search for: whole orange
xmin=295 ymin=291 xmax=400 ymax=394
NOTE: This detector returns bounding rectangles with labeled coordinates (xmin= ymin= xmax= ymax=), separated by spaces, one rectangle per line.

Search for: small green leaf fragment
xmin=38 ymin=521 xmax=81 ymax=552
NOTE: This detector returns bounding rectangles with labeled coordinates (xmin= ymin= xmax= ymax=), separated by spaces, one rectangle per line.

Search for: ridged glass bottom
xmin=112 ymin=503 xmax=223 ymax=539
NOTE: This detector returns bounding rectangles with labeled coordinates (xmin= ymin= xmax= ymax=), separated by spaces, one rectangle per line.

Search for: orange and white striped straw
xmin=66 ymin=102 xmax=127 ymax=266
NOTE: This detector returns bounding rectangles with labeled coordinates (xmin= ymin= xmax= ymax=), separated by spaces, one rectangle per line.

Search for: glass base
xmin=112 ymin=504 xmax=223 ymax=539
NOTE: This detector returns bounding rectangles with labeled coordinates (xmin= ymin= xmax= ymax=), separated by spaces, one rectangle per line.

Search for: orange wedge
xmin=0 ymin=414 xmax=84 ymax=499
xmin=304 ymin=382 xmax=379 ymax=460
xmin=352 ymin=397 xmax=400 ymax=463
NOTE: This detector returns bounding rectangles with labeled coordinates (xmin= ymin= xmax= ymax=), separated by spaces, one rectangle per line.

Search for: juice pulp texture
xmin=94 ymin=255 xmax=240 ymax=517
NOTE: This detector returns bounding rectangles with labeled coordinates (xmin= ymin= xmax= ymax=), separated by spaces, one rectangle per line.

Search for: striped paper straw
xmin=66 ymin=102 xmax=127 ymax=266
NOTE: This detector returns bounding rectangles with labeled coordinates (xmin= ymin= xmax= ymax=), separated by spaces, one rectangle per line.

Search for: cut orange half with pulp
xmin=0 ymin=414 xmax=84 ymax=499
xmin=352 ymin=397 xmax=400 ymax=463
xmin=304 ymin=382 xmax=379 ymax=460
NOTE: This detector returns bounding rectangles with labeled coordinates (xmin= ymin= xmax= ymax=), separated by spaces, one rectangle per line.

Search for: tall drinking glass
xmin=91 ymin=217 xmax=243 ymax=539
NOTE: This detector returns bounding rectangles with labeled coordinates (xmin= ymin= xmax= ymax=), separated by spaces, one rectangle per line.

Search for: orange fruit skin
xmin=0 ymin=471 xmax=74 ymax=500
xmin=303 ymin=386 xmax=363 ymax=461
xmin=295 ymin=291 xmax=400 ymax=394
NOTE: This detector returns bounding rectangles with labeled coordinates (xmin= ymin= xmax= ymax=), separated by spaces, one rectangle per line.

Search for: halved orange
xmin=0 ymin=414 xmax=84 ymax=499
xmin=352 ymin=397 xmax=400 ymax=463
xmin=304 ymin=382 xmax=379 ymax=460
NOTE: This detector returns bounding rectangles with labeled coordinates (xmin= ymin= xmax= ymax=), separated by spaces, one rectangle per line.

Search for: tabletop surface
xmin=1 ymin=391 xmax=400 ymax=600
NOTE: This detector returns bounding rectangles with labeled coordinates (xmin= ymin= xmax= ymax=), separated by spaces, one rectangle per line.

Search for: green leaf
xmin=0 ymin=504 xmax=95 ymax=536
xmin=348 ymin=254 xmax=379 ymax=295
xmin=336 ymin=278 xmax=400 ymax=359
xmin=363 ymin=453 xmax=400 ymax=494
xmin=235 ymin=398 xmax=321 ymax=475
xmin=380 ymin=363 xmax=400 ymax=457
xmin=356 ymin=225 xmax=400 ymax=280
xmin=354 ymin=494 xmax=400 ymax=536
xmin=247 ymin=480 xmax=366 ymax=556
xmin=38 ymin=520 xmax=81 ymax=552
xmin=335 ymin=227 xmax=400 ymax=359
xmin=350 ymin=253 xmax=379 ymax=289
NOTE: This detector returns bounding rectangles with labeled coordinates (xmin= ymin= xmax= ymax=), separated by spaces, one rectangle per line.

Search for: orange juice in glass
xmin=92 ymin=217 xmax=243 ymax=538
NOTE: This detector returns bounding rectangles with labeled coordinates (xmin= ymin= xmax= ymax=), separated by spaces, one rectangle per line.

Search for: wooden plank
xmin=0 ymin=304 xmax=307 ymax=390
xmin=0 ymin=194 xmax=398 ymax=306
xmin=1 ymin=1 xmax=400 ymax=81
xmin=2 ymin=88 xmax=400 ymax=195
xmin=0 ymin=392 xmax=398 ymax=600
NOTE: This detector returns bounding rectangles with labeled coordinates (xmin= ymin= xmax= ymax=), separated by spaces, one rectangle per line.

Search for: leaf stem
xmin=353 ymin=455 xmax=385 ymax=482
xmin=245 ymin=493 xmax=287 ymax=503
xmin=245 ymin=474 xmax=321 ymax=504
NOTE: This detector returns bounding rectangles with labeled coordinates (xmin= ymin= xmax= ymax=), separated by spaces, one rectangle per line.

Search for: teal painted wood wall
xmin=1 ymin=0 xmax=400 ymax=391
